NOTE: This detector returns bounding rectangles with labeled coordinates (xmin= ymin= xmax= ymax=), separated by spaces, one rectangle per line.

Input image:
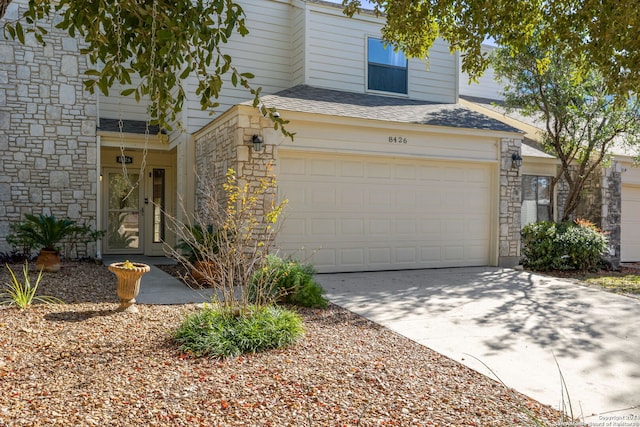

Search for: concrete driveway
xmin=316 ymin=267 xmax=640 ymax=420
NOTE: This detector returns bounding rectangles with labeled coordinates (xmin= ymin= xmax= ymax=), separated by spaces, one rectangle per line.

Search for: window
xmin=367 ymin=37 xmax=407 ymax=94
xmin=521 ymin=175 xmax=551 ymax=227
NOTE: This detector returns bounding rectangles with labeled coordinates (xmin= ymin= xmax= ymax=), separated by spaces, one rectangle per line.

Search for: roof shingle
xmin=254 ymin=85 xmax=522 ymax=133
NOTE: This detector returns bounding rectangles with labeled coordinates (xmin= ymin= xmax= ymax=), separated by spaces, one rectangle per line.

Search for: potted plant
xmin=9 ymin=214 xmax=83 ymax=272
xmin=107 ymin=260 xmax=150 ymax=313
xmin=175 ymin=224 xmax=224 ymax=286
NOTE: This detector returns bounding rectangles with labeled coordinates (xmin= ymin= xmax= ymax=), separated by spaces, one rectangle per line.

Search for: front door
xmin=103 ymin=167 xmax=171 ymax=255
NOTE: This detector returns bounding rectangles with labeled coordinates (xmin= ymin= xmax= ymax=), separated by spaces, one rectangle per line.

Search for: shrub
xmin=0 ymin=263 xmax=64 ymax=309
xmin=166 ymin=168 xmax=287 ymax=312
xmin=521 ymin=219 xmax=608 ymax=271
xmin=7 ymin=214 xmax=103 ymax=259
xmin=250 ymin=255 xmax=328 ymax=308
xmin=174 ymin=305 xmax=304 ymax=358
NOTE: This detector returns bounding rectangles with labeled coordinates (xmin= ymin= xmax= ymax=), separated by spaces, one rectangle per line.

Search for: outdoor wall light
xmin=511 ymin=152 xmax=523 ymax=169
xmin=252 ymin=134 xmax=264 ymax=152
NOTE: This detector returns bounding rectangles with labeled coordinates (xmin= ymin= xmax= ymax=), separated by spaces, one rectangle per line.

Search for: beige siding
xmin=101 ymin=0 xmax=461 ymax=137
xmin=305 ymin=4 xmax=457 ymax=103
xmin=98 ymin=78 xmax=152 ymax=123
xmin=278 ymin=115 xmax=500 ymax=163
xmin=183 ymin=0 xmax=295 ymax=133
xmin=621 ymin=161 xmax=640 ymax=261
xmin=291 ymin=4 xmax=306 ymax=86
xmin=459 ymin=45 xmax=504 ymax=101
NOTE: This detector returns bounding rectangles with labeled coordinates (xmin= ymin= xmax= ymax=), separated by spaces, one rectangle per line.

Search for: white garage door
xmin=621 ymin=184 xmax=640 ymax=262
xmin=277 ymin=151 xmax=493 ymax=273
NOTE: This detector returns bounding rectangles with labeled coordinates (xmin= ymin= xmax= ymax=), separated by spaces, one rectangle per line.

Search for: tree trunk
xmin=0 ymin=0 xmax=13 ymax=20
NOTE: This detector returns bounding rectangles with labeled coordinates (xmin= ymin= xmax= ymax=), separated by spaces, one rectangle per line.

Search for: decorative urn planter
xmin=108 ymin=261 xmax=150 ymax=313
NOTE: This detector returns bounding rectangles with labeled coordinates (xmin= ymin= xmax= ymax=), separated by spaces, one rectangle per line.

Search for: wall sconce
xmin=252 ymin=134 xmax=264 ymax=152
xmin=511 ymin=152 xmax=523 ymax=169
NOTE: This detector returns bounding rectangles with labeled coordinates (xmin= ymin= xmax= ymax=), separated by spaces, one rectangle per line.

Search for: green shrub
xmin=173 ymin=305 xmax=304 ymax=358
xmin=521 ymin=219 xmax=608 ymax=271
xmin=249 ymin=255 xmax=328 ymax=308
xmin=0 ymin=263 xmax=64 ymax=309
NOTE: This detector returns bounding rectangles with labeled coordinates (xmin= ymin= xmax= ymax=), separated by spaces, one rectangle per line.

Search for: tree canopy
xmin=1 ymin=0 xmax=289 ymax=133
xmin=493 ymin=41 xmax=640 ymax=221
xmin=343 ymin=0 xmax=640 ymax=100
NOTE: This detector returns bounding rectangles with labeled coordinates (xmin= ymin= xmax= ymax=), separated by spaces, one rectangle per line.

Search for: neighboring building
xmin=1 ymin=0 xmax=527 ymax=272
xmin=459 ymin=45 xmax=640 ymax=266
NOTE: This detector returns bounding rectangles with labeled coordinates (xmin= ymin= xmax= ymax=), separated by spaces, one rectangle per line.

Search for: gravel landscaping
xmin=0 ymin=262 xmax=566 ymax=426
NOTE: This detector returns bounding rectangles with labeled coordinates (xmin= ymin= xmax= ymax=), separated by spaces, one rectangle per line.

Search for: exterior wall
xmin=290 ymin=3 xmax=306 ymax=86
xmin=555 ymin=164 xmax=621 ymax=267
xmin=601 ymin=163 xmax=622 ymax=266
xmin=459 ymin=44 xmax=504 ymax=101
xmin=575 ymin=167 xmax=604 ymax=224
xmin=193 ymin=107 xmax=277 ymax=225
xmin=572 ymin=164 xmax=622 ymax=267
xmin=0 ymin=0 xmax=98 ymax=256
xmin=305 ymin=3 xmax=456 ymax=102
xmin=100 ymin=0 xmax=460 ymax=140
xmin=184 ymin=0 xmax=295 ymax=135
xmin=499 ymin=138 xmax=522 ymax=266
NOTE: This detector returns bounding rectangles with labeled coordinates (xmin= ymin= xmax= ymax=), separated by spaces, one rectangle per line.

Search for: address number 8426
xmin=388 ymin=136 xmax=408 ymax=144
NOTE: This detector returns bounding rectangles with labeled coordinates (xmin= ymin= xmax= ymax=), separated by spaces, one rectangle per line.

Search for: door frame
xmin=101 ymin=165 xmax=174 ymax=256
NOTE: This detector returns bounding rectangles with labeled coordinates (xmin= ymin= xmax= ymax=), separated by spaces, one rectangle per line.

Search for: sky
xmin=327 ymin=0 xmax=376 ymax=10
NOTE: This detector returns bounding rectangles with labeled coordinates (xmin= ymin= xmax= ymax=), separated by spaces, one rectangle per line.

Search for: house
xmin=1 ymin=0 xmax=527 ymax=272
xmin=459 ymin=46 xmax=636 ymax=266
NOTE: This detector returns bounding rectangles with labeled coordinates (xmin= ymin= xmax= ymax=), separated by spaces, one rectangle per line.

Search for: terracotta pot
xmin=191 ymin=260 xmax=220 ymax=287
xmin=36 ymin=249 xmax=61 ymax=273
xmin=108 ymin=262 xmax=151 ymax=313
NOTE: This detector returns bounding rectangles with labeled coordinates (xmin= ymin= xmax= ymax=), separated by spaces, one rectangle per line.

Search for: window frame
xmin=521 ymin=174 xmax=553 ymax=228
xmin=365 ymin=36 xmax=409 ymax=95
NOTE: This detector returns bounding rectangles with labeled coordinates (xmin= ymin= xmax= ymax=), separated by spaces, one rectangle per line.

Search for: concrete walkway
xmin=316 ymin=267 xmax=640 ymax=421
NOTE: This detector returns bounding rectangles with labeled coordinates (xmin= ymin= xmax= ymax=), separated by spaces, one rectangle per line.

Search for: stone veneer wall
xmin=601 ymin=162 xmax=622 ymax=267
xmin=553 ymin=163 xmax=621 ymax=267
xmin=194 ymin=109 xmax=277 ymax=227
xmin=0 ymin=1 xmax=98 ymax=256
xmin=499 ymin=138 xmax=522 ymax=267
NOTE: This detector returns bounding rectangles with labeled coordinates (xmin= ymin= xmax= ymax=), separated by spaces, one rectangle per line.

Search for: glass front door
xmin=103 ymin=166 xmax=172 ymax=255
xmin=106 ymin=171 xmax=143 ymax=253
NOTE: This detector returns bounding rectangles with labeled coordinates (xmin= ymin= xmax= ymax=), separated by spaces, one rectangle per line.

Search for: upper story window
xmin=367 ymin=37 xmax=407 ymax=94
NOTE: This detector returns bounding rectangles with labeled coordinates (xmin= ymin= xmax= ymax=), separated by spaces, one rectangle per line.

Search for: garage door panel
xmin=280 ymin=157 xmax=306 ymax=175
xmin=313 ymin=249 xmax=337 ymax=267
xmin=396 ymin=220 xmax=417 ymax=234
xmin=369 ymin=247 xmax=392 ymax=264
xmin=278 ymin=152 xmax=492 ymax=272
xmin=368 ymin=191 xmax=391 ymax=206
xmin=397 ymin=247 xmax=418 ymax=263
xmin=367 ymin=163 xmax=391 ymax=178
xmin=309 ymin=159 xmax=336 ymax=176
xmin=342 ymin=219 xmax=364 ymax=234
xmin=369 ymin=219 xmax=391 ymax=234
xmin=395 ymin=164 xmax=418 ymax=180
xmin=340 ymin=161 xmax=364 ymax=177
xmin=341 ymin=187 xmax=364 ymax=206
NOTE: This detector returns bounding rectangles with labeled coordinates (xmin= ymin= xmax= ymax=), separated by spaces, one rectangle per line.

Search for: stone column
xmin=499 ymin=138 xmax=522 ymax=267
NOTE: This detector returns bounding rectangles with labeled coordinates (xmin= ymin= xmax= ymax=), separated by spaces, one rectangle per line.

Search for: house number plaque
xmin=388 ymin=136 xmax=408 ymax=144
xmin=116 ymin=155 xmax=133 ymax=164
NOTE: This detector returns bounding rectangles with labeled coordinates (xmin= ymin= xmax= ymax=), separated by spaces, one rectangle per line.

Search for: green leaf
xmin=120 ymin=88 xmax=136 ymax=97
xmin=15 ymin=22 xmax=25 ymax=44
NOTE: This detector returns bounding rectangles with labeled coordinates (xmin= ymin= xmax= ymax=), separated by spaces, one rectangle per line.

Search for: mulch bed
xmin=0 ymin=262 xmax=567 ymax=426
